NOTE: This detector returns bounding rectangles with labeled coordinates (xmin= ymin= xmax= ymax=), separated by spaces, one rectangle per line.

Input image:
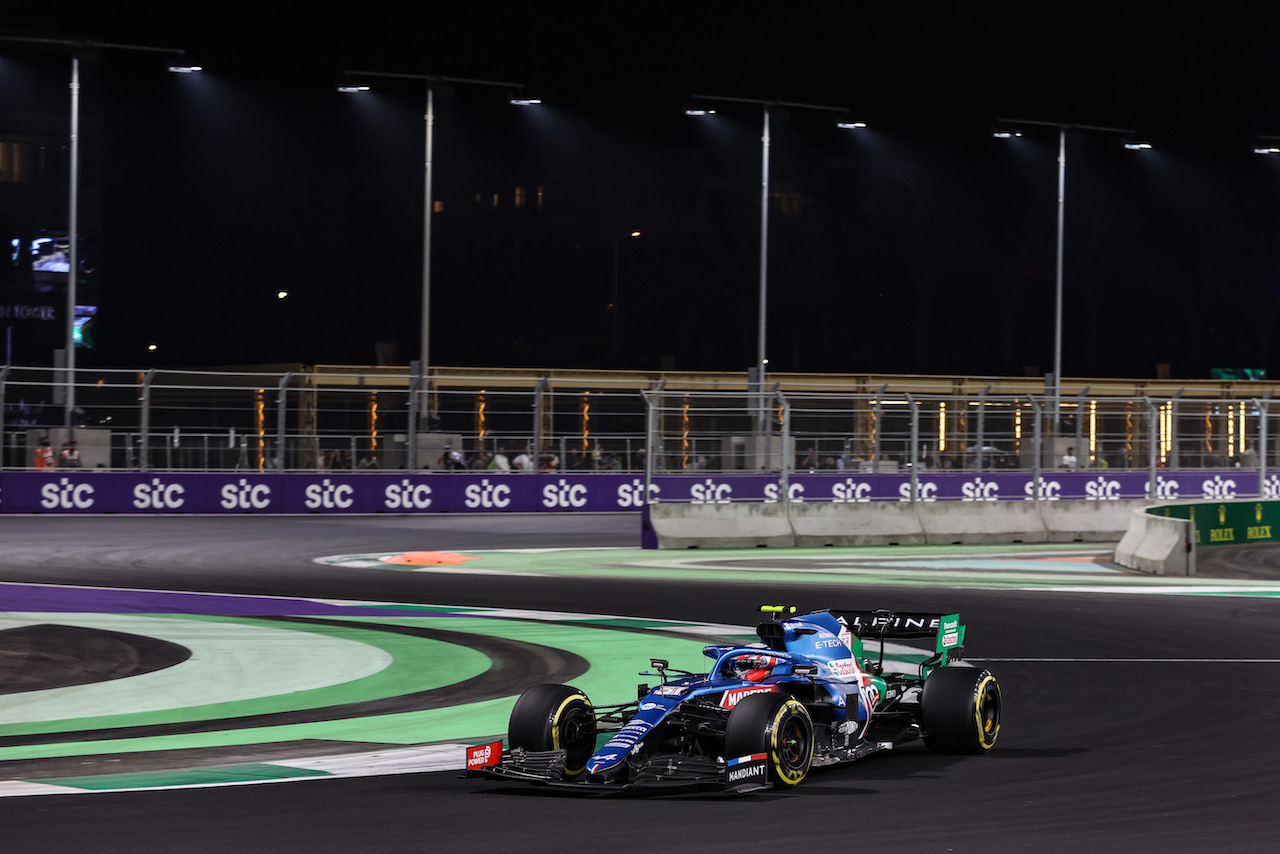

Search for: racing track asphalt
xmin=1 ymin=513 xmax=1279 ymax=853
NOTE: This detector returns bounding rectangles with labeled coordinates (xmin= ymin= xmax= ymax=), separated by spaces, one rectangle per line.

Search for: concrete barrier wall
xmin=915 ymin=501 xmax=1049 ymax=545
xmin=648 ymin=499 xmax=1154 ymax=549
xmin=1114 ymin=507 xmax=1195 ymax=576
xmin=647 ymin=502 xmax=795 ymax=548
xmin=790 ymin=502 xmax=926 ymax=546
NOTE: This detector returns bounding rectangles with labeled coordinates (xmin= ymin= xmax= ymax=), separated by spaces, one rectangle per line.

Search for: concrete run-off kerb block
xmin=1114 ymin=506 xmax=1195 ymax=576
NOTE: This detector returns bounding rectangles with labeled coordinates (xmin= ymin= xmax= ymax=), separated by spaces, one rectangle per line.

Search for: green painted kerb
xmin=33 ymin=764 xmax=332 ymax=790
xmin=1153 ymin=500 xmax=1280 ymax=547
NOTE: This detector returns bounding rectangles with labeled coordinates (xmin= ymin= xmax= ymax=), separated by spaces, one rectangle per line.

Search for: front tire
xmin=920 ymin=666 xmax=1001 ymax=754
xmin=507 ymin=683 xmax=597 ymax=777
xmin=723 ymin=693 xmax=814 ymax=788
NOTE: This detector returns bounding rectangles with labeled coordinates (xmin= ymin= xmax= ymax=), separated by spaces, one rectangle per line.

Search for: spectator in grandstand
xmin=438 ymin=444 xmax=466 ymax=470
xmin=59 ymin=439 xmax=82 ymax=467
xmin=34 ymin=437 xmax=55 ymax=470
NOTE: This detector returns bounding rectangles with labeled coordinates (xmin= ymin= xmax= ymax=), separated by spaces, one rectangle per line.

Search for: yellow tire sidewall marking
xmin=769 ymin=699 xmax=812 ymax=785
xmin=551 ymin=693 xmax=591 ymax=775
xmin=972 ymin=674 xmax=1000 ymax=750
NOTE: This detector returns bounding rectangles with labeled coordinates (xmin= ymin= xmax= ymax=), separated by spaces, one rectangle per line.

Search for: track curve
xmin=2 ymin=514 xmax=1278 ymax=854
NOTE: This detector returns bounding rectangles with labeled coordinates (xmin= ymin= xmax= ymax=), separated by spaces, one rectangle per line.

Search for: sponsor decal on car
xmin=465 ymin=740 xmax=503 ymax=770
xmin=725 ymin=753 xmax=769 ymax=787
xmin=652 ymin=685 xmax=687 ymax=697
xmin=599 ymin=720 xmax=653 ymax=754
xmin=719 ymin=685 xmax=777 ymax=709
xmin=827 ymin=658 xmax=859 ymax=679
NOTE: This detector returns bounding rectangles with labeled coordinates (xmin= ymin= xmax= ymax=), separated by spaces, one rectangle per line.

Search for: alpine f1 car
xmin=465 ymin=605 xmax=1001 ymax=793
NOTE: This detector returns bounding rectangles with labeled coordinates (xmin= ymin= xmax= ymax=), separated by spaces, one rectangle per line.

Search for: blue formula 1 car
xmin=466 ymin=605 xmax=1001 ymax=793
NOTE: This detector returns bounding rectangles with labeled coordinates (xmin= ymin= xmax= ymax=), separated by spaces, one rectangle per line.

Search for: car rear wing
xmin=832 ymin=610 xmax=956 ymax=640
xmin=831 ymin=609 xmax=966 ymax=671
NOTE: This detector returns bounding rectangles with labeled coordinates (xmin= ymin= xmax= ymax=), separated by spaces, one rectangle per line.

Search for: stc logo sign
xmin=832 ymin=478 xmax=872 ymax=503
xmin=385 ymin=479 xmax=433 ymax=510
xmin=1085 ymin=477 xmax=1124 ymax=500
xmin=961 ymin=477 xmax=1000 ymax=501
xmin=617 ymin=478 xmax=659 ymax=508
xmin=465 ymin=479 xmax=512 ymax=509
xmin=40 ymin=477 xmax=95 ymax=510
xmin=1263 ymin=475 xmax=1280 ymax=499
xmin=1023 ymin=479 xmax=1061 ymax=501
xmin=221 ymin=479 xmax=273 ymax=510
xmin=1142 ymin=476 xmax=1180 ymax=500
xmin=1201 ymin=475 xmax=1237 ymax=500
xmin=304 ymin=479 xmax=355 ymax=510
xmin=134 ymin=478 xmax=186 ymax=509
xmin=543 ymin=478 xmax=589 ymax=509
xmin=764 ymin=482 xmax=804 ymax=503
xmin=898 ymin=481 xmax=938 ymax=502
xmin=690 ymin=478 xmax=732 ymax=504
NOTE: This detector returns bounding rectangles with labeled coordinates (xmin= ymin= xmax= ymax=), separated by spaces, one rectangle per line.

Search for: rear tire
xmin=723 ymin=692 xmax=814 ymax=788
xmin=921 ymin=667 xmax=1001 ymax=754
xmin=507 ymin=683 xmax=596 ymax=777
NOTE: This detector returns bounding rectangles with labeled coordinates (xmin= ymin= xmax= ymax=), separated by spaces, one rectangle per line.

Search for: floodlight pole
xmin=68 ymin=53 xmax=79 ymax=427
xmin=343 ymin=71 xmax=526 ymax=411
xmin=997 ymin=118 xmax=1136 ymax=452
xmin=689 ymin=94 xmax=850 ymax=446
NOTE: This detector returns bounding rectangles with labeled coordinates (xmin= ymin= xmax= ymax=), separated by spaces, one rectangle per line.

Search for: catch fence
xmin=4 ymin=366 xmax=1278 ymax=488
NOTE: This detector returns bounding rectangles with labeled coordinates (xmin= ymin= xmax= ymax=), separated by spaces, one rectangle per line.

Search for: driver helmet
xmin=728 ymin=653 xmax=782 ymax=681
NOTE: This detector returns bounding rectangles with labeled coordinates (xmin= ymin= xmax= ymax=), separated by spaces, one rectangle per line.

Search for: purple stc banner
xmin=1 ymin=469 xmax=1277 ymax=514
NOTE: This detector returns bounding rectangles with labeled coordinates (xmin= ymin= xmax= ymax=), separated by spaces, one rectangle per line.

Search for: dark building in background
xmin=0 ymin=45 xmax=99 ymax=374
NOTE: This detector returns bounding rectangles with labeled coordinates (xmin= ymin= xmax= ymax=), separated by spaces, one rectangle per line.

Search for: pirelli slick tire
xmin=507 ymin=683 xmax=597 ymax=778
xmin=920 ymin=666 xmax=1001 ymax=754
xmin=723 ymin=692 xmax=814 ymax=789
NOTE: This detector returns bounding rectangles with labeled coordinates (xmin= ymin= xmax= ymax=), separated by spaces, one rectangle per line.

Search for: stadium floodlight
xmin=995 ymin=118 xmax=1138 ymax=444
xmin=835 ymin=120 xmax=866 ymax=130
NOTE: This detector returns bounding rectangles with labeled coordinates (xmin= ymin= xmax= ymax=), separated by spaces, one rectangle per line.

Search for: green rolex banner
xmin=1158 ymin=502 xmax=1280 ymax=546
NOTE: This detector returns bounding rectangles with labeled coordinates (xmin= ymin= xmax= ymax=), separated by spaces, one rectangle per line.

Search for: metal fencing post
xmin=777 ymin=388 xmax=790 ymax=511
xmin=1143 ymin=397 xmax=1158 ymax=499
xmin=975 ymin=385 xmax=989 ymax=472
xmin=1257 ymin=397 xmax=1270 ymax=498
xmin=1075 ymin=386 xmax=1089 ymax=466
xmin=139 ymin=369 xmax=155 ymax=473
xmin=872 ymin=384 xmax=886 ymax=474
xmin=275 ymin=372 xmax=291 ymax=471
xmin=0 ymin=365 xmax=7 ymax=469
xmin=641 ymin=388 xmax=656 ymax=501
xmin=1170 ymin=389 xmax=1184 ymax=469
xmin=906 ymin=393 xmax=918 ymax=502
xmin=533 ymin=377 xmax=548 ymax=466
xmin=1025 ymin=395 xmax=1042 ymax=499
xmin=406 ymin=360 xmax=421 ymax=473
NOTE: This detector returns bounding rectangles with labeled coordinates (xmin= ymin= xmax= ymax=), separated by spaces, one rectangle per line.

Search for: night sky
xmin=6 ymin=4 xmax=1280 ymax=379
